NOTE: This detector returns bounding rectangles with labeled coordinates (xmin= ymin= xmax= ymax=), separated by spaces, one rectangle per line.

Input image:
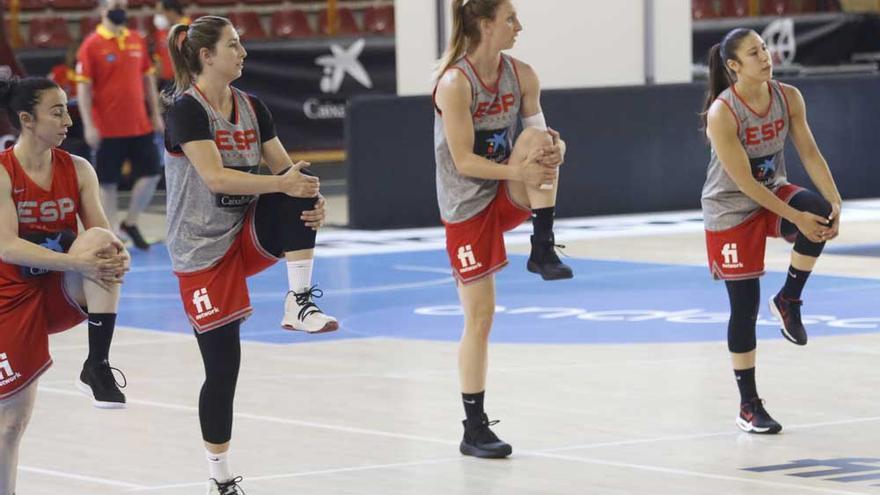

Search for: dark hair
xmin=434 ymin=0 xmax=506 ymax=81
xmin=160 ymin=0 xmax=184 ymax=16
xmin=0 ymin=77 xmax=61 ymax=130
xmin=163 ymin=15 xmax=231 ymax=104
xmin=701 ymin=28 xmax=754 ymax=128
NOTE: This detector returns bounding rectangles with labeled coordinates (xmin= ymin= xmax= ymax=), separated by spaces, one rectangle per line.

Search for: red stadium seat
xmin=28 ymin=17 xmax=72 ymax=48
xmin=80 ymin=16 xmax=100 ymax=37
xmin=49 ymin=0 xmax=97 ymax=10
xmin=270 ymin=10 xmax=315 ymax=38
xmin=128 ymin=15 xmax=154 ymax=38
xmin=761 ymin=0 xmax=797 ymax=15
xmin=319 ymin=7 xmax=361 ymax=35
xmin=692 ymin=0 xmax=719 ymax=19
xmin=127 ymin=0 xmax=153 ymax=7
xmin=242 ymin=0 xmax=282 ymax=4
xmin=227 ymin=11 xmax=267 ymax=40
xmin=364 ymin=5 xmax=394 ymax=34
xmin=721 ymin=0 xmax=750 ymax=17
xmin=193 ymin=0 xmax=236 ymax=6
xmin=12 ymin=0 xmax=50 ymax=11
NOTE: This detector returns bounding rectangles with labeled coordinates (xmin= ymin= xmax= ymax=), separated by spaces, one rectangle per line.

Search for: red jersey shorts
xmin=175 ymin=206 xmax=281 ymax=333
xmin=0 ymin=273 xmax=87 ymax=400
xmin=705 ymin=184 xmax=803 ymax=281
xmin=444 ymin=182 xmax=531 ymax=285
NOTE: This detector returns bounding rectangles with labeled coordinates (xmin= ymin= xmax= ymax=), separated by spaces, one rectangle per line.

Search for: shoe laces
xmin=470 ymin=417 xmax=502 ymax=443
xmin=95 ymin=360 xmax=127 ymax=389
xmin=212 ymin=476 xmax=245 ymax=495
xmin=290 ymin=285 xmax=325 ymax=320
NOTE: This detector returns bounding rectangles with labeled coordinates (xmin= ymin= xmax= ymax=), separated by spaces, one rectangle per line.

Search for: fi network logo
xmin=0 ymin=352 xmax=21 ymax=387
xmin=315 ymin=39 xmax=373 ymax=94
xmin=192 ymin=288 xmax=219 ymax=320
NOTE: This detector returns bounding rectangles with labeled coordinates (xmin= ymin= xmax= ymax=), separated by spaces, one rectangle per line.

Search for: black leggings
xmin=253 ymin=192 xmax=319 ymax=255
xmin=779 ymin=189 xmax=832 ymax=258
xmin=725 ymin=190 xmax=831 ymax=353
xmin=725 ymin=279 xmax=760 ymax=353
xmin=196 ymin=321 xmax=241 ymax=444
xmin=193 ymin=191 xmax=319 ymax=444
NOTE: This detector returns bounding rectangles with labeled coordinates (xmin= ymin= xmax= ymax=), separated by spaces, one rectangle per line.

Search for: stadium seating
xmin=270 ymin=9 xmax=315 ymax=38
xmin=364 ymin=5 xmax=394 ymax=34
xmin=318 ymin=7 xmax=360 ymax=35
xmin=227 ymin=11 xmax=267 ymax=40
xmin=28 ymin=16 xmax=72 ymax=47
xmin=721 ymin=0 xmax=750 ymax=17
xmin=692 ymin=0 xmax=719 ymax=19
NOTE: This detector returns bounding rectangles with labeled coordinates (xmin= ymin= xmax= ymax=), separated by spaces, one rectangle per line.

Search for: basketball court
xmin=15 ymin=198 xmax=880 ymax=494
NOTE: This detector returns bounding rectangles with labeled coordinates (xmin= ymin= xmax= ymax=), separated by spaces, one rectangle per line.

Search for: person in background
xmin=77 ymin=0 xmax=163 ymax=250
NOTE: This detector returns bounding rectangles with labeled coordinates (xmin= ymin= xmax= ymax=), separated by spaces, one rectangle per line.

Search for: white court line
xmin=127 ymin=457 xmax=465 ymax=491
xmin=37 ymin=386 xmax=459 ymax=448
xmin=35 ymin=384 xmax=880 ymax=491
xmin=18 ymin=466 xmax=147 ymax=489
xmin=530 ymin=451 xmax=873 ymax=495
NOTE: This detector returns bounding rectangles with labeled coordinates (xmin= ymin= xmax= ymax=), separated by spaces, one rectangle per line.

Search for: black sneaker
xmin=120 ymin=221 xmax=150 ymax=251
xmin=736 ymin=398 xmax=782 ymax=434
xmin=77 ymin=359 xmax=127 ymax=409
xmin=460 ymin=414 xmax=513 ymax=459
xmin=208 ymin=476 xmax=246 ymax=495
xmin=770 ymin=293 xmax=807 ymax=346
xmin=527 ymin=234 xmax=573 ymax=280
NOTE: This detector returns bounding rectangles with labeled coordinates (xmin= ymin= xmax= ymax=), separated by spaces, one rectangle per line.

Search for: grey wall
xmin=347 ymin=74 xmax=880 ymax=229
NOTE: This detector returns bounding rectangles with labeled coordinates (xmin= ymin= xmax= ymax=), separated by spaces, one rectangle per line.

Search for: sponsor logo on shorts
xmin=721 ymin=243 xmax=743 ymax=269
xmin=457 ymin=244 xmax=483 ymax=273
xmin=0 ymin=353 xmax=22 ymax=387
xmin=193 ymin=288 xmax=220 ymax=320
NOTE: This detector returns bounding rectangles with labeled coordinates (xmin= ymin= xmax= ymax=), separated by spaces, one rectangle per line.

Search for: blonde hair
xmin=433 ymin=0 xmax=505 ymax=81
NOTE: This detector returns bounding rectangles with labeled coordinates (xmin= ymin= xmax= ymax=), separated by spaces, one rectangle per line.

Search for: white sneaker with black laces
xmin=281 ymin=285 xmax=339 ymax=333
xmin=207 ymin=476 xmax=245 ymax=495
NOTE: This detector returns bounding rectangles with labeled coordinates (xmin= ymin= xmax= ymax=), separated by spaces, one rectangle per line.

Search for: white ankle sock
xmin=287 ymin=259 xmax=313 ymax=293
xmin=206 ymin=450 xmax=232 ymax=483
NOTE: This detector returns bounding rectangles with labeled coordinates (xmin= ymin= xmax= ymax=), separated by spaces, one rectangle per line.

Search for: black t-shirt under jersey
xmin=164 ymin=92 xmax=277 ymax=153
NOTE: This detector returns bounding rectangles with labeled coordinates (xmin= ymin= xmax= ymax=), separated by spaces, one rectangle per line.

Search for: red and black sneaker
xmin=770 ymin=293 xmax=807 ymax=346
xmin=736 ymin=398 xmax=782 ymax=434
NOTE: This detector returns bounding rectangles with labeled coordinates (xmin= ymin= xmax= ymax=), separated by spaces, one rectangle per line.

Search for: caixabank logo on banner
xmin=305 ymin=39 xmax=374 ymax=121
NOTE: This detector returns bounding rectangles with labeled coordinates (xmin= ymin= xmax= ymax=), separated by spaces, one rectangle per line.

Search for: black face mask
xmin=107 ymin=8 xmax=127 ymax=26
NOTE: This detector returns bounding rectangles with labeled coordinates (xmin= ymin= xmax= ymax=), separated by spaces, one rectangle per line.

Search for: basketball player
xmin=0 ymin=76 xmax=130 ymax=494
xmin=434 ymin=0 xmax=571 ymax=458
xmin=163 ymin=16 xmax=336 ymax=494
xmin=702 ymin=29 xmax=842 ymax=434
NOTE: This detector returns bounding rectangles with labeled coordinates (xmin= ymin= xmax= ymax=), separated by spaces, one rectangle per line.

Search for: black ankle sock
xmin=462 ymin=391 xmax=485 ymax=426
xmin=531 ymin=207 xmax=555 ymax=241
xmin=734 ymin=367 xmax=758 ymax=404
xmin=86 ymin=313 xmax=117 ymax=365
xmin=781 ymin=266 xmax=811 ymax=300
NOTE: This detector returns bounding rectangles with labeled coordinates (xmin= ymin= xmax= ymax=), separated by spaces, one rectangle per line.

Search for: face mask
xmin=153 ymin=14 xmax=169 ymax=30
xmin=107 ymin=8 xmax=127 ymax=26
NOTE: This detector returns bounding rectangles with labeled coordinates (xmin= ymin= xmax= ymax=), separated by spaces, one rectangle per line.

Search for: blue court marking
xmin=824 ymin=243 xmax=880 ymax=258
xmin=120 ymin=246 xmax=880 ymax=345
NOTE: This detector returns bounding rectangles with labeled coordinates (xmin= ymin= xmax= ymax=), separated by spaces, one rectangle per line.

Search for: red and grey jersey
xmin=164 ymin=85 xmax=263 ymax=273
xmin=702 ymin=81 xmax=791 ymax=231
xmin=434 ymin=54 xmax=523 ymax=223
xmin=0 ymin=148 xmax=80 ymax=286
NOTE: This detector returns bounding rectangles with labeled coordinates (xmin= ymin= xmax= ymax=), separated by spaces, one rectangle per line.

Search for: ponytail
xmin=433 ymin=0 xmax=505 ymax=82
xmin=700 ymin=28 xmax=754 ymax=129
xmin=162 ymin=16 xmax=231 ymax=105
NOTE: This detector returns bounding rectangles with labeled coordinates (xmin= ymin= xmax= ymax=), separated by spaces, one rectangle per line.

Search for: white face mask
xmin=153 ymin=14 xmax=170 ymax=30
